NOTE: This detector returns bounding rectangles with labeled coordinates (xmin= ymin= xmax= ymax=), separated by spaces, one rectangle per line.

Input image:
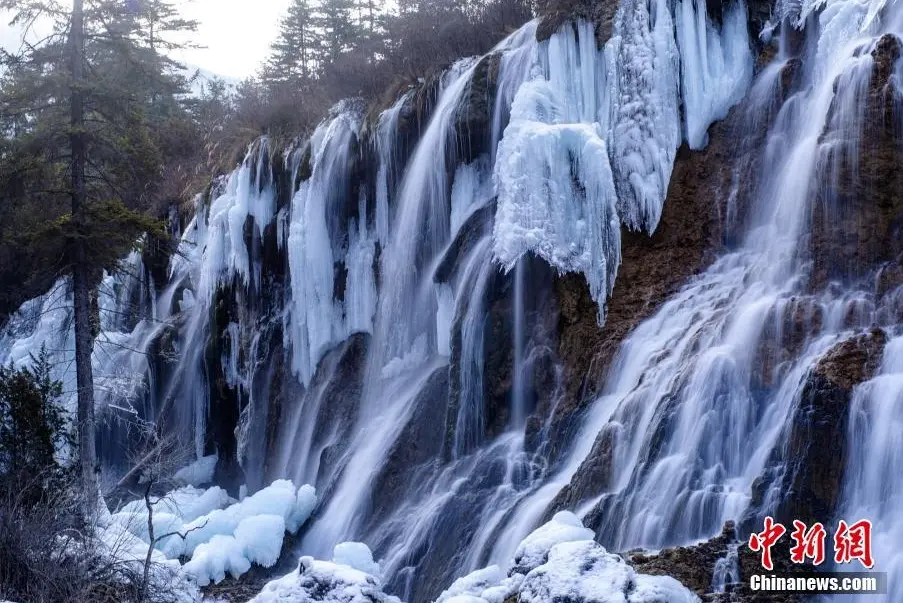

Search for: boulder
xmin=747 ymin=329 xmax=887 ymax=528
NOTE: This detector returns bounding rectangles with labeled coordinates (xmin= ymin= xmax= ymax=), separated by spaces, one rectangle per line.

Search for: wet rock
xmin=810 ymin=34 xmax=903 ymax=290
xmin=627 ymin=522 xmax=805 ymax=602
xmin=206 ymin=282 xmax=246 ymax=497
xmin=751 ymin=297 xmax=824 ymax=390
xmin=455 ymin=53 xmax=501 ymax=166
xmin=368 ymin=366 xmax=449 ymax=527
xmin=545 ymin=107 xmax=748 ymax=465
xmin=815 ymin=328 xmax=887 ymax=389
xmin=308 ymin=333 xmax=370 ymax=495
xmin=745 ymin=0 xmax=776 ymax=51
xmin=446 ymin=254 xmax=560 ymax=459
xmin=747 ymin=329 xmax=887 ymax=528
xmin=381 ymin=452 xmax=513 ymax=603
xmin=626 ymin=522 xmax=739 ymax=597
xmin=434 ymin=203 xmax=495 ymax=284
xmin=541 ymin=423 xmax=619 ymax=518
xmin=535 ymin=0 xmax=618 ymax=46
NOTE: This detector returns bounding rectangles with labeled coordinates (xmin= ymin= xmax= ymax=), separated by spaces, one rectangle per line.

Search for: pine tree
xmin=266 ymin=0 xmax=318 ymax=85
xmin=0 ymin=348 xmax=70 ymax=493
xmin=0 ymin=0 xmax=197 ymax=517
xmin=314 ymin=0 xmax=359 ymax=66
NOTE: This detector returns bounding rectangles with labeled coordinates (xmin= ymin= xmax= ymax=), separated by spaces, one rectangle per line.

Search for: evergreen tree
xmin=314 ymin=0 xmax=359 ymax=66
xmin=0 ymin=348 xmax=71 ymax=495
xmin=267 ymin=0 xmax=319 ymax=84
xmin=0 ymin=0 xmax=198 ymax=516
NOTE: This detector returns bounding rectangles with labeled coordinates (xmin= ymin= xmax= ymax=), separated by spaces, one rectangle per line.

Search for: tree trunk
xmin=70 ymin=0 xmax=100 ymax=517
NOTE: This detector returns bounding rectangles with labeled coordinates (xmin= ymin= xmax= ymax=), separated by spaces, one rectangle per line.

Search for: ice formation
xmin=493 ymin=84 xmax=620 ymax=318
xmin=173 ymin=454 xmax=219 ymax=486
xmin=608 ymin=0 xmax=682 ymax=233
xmin=493 ymin=9 xmax=751 ymax=315
xmin=0 ymin=251 xmax=167 ymax=422
xmin=249 ymin=550 xmax=400 ymax=603
xmin=676 ymin=0 xmax=754 ymax=148
xmin=285 ymin=106 xmax=378 ymax=386
xmin=109 ymin=479 xmax=316 ymax=588
xmin=333 ymin=541 xmax=383 ymax=577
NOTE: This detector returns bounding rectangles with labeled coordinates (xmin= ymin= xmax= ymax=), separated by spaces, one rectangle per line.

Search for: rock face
xmin=541 ymin=423 xmax=618 ymax=518
xmin=306 ymin=333 xmax=371 ymax=494
xmin=628 ymin=522 xmax=805 ymax=602
xmin=748 ymin=329 xmax=887 ymax=529
xmin=535 ymin=0 xmax=618 ymax=45
xmin=368 ymin=366 xmax=449 ymax=527
xmin=542 ymin=102 xmax=750 ymax=472
xmin=810 ymin=34 xmax=903 ymax=290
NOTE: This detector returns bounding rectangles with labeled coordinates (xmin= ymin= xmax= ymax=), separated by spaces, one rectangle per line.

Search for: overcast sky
xmin=1 ymin=0 xmax=294 ymax=80
xmin=174 ymin=0 xmax=292 ymax=79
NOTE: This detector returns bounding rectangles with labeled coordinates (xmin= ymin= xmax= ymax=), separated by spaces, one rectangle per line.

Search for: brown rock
xmin=627 ymin=522 xmax=806 ymax=602
xmin=810 ymin=34 xmax=903 ymax=290
xmin=534 ymin=0 xmax=618 ymax=46
xmin=545 ymin=103 xmax=752 ymax=465
xmin=748 ymin=329 xmax=887 ymax=528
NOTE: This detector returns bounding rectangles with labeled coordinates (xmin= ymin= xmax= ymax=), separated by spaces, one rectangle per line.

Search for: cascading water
xmin=3 ymin=0 xmax=903 ymax=599
xmin=836 ymin=337 xmax=903 ymax=601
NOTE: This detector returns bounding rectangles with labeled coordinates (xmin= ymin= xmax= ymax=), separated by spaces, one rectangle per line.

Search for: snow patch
xmin=520 ymin=540 xmax=698 ymax=603
xmin=513 ymin=511 xmax=596 ymax=570
xmin=332 ymin=542 xmax=382 ymax=577
xmin=173 ymin=455 xmax=219 ymax=486
xmin=248 ymin=556 xmax=400 ymax=603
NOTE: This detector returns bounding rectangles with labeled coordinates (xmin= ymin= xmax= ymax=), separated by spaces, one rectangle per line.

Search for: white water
xmin=836 ymin=336 xmax=903 ymax=601
xmin=3 ymin=0 xmax=903 ymax=599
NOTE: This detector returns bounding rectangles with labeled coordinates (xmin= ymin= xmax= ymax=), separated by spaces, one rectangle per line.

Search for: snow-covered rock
xmin=435 ymin=566 xmax=523 ymax=603
xmin=333 ymin=541 xmax=383 ymax=577
xmin=173 ymin=454 xmax=219 ymax=486
xmin=248 ymin=554 xmax=401 ymax=603
xmin=513 ymin=511 xmax=595 ymax=571
xmin=431 ymin=514 xmax=699 ymax=603
xmin=519 ymin=540 xmax=698 ymax=603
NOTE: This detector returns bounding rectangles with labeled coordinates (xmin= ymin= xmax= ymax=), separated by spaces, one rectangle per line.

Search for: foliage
xmin=210 ymin=0 xmax=534 ymax=146
xmin=0 ymin=347 xmax=191 ymax=603
xmin=0 ymin=347 xmax=72 ymax=495
xmin=0 ymin=0 xmax=203 ymax=321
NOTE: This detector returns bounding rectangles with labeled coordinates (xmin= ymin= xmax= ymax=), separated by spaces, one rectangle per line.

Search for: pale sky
xmin=174 ymin=0 xmax=293 ymax=80
xmin=1 ymin=0 xmax=294 ymax=80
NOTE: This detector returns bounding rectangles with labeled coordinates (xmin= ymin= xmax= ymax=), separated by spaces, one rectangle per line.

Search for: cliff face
xmin=810 ymin=34 xmax=903 ymax=292
xmin=5 ymin=0 xmax=903 ymax=600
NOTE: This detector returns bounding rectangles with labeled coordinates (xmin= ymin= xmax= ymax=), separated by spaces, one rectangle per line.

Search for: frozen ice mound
xmin=249 ymin=551 xmax=400 ymax=603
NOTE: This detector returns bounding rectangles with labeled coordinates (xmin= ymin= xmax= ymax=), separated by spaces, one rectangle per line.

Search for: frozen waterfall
xmin=4 ymin=0 xmax=902 ymax=600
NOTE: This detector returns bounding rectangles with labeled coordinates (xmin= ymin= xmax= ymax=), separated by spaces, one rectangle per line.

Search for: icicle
xmin=609 ymin=0 xmax=682 ymax=233
xmin=493 ymin=22 xmax=620 ymax=319
xmin=285 ymin=105 xmax=378 ymax=386
xmin=676 ymin=0 xmax=753 ymax=149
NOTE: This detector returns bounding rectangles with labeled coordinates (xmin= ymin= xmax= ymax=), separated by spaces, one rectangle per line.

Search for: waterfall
xmin=3 ymin=0 xmax=903 ymax=598
xmin=837 ymin=337 xmax=903 ymax=601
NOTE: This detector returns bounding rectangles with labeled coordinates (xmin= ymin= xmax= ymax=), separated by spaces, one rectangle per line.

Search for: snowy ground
xmin=247 ymin=511 xmax=699 ymax=603
xmin=100 ymin=477 xmax=317 ymax=597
